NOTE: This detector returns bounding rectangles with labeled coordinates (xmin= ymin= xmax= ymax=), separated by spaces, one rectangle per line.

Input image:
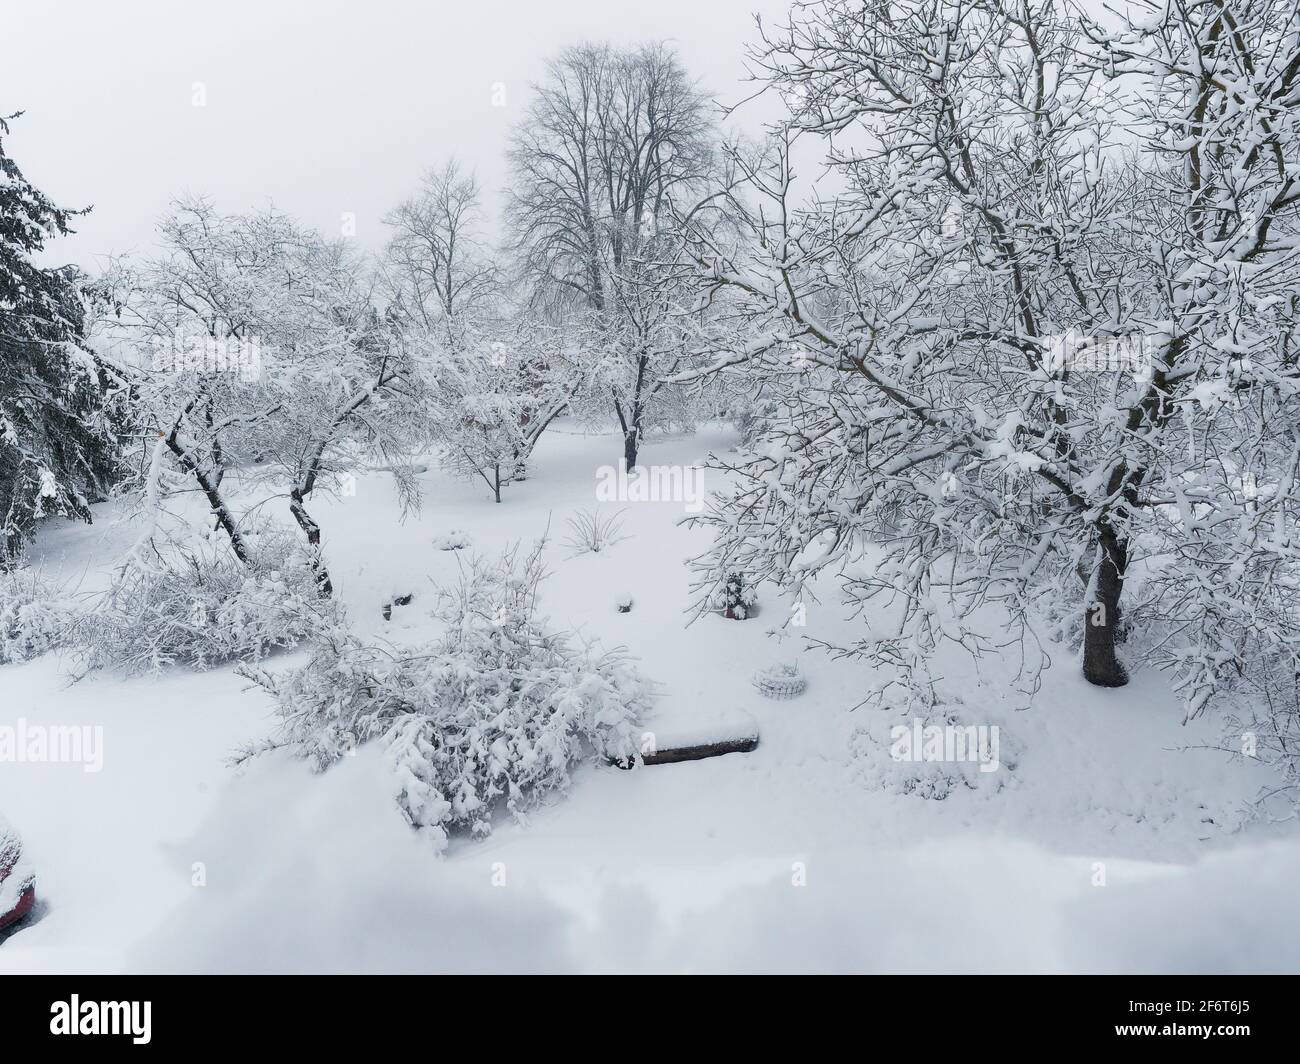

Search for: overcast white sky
xmin=3 ymin=0 xmax=791 ymax=270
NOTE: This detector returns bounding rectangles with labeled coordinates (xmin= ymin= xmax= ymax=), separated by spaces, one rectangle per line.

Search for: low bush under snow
xmin=0 ymin=568 xmax=78 ymax=665
xmin=244 ymin=541 xmax=650 ymax=852
xmin=76 ymin=532 xmax=331 ymax=675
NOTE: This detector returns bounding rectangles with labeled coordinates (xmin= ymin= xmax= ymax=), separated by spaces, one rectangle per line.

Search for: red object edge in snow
xmin=0 ymin=884 xmax=35 ymax=931
xmin=0 ymin=830 xmax=37 ymax=931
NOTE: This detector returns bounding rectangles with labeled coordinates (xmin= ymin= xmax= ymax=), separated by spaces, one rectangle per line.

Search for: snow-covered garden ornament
xmin=382 ymin=591 xmax=414 ymax=621
xmin=716 ymin=572 xmax=757 ymax=620
xmin=752 ymin=662 xmax=806 ymax=700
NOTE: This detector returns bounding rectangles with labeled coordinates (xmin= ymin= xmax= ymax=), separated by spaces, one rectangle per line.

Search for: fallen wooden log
xmin=611 ymin=734 xmax=759 ymax=769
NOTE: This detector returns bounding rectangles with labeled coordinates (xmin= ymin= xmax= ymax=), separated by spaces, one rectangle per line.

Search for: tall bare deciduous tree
xmin=382 ymin=160 xmax=499 ymax=343
xmin=506 ymin=41 xmax=714 ymax=466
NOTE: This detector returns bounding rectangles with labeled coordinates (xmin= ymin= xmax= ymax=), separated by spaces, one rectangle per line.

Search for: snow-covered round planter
xmin=435 ymin=530 xmax=471 ymax=551
xmin=752 ymin=662 xmax=806 ymax=699
xmin=0 ymin=815 xmax=36 ymax=933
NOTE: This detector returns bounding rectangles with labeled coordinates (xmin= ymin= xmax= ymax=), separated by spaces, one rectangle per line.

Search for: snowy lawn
xmin=1 ymin=424 xmax=1297 ymax=973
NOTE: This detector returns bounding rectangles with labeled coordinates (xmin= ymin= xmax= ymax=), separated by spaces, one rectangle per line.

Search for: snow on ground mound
xmin=118 ymin=749 xmax=1300 ymax=973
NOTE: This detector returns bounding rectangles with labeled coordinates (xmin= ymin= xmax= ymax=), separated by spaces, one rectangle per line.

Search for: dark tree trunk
xmin=613 ymin=354 xmax=650 ymax=470
xmin=163 ymin=435 xmax=250 ymax=566
xmin=1079 ymin=336 xmax=1186 ymax=688
xmin=282 ymin=366 xmax=389 ymax=598
xmin=1082 ymin=525 xmax=1128 ymax=687
xmin=289 ymin=488 xmax=333 ymax=598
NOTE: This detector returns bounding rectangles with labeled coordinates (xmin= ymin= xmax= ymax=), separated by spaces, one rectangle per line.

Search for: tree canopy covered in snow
xmin=0 ymin=113 xmax=118 ymax=566
xmin=672 ymin=0 xmax=1300 ymax=792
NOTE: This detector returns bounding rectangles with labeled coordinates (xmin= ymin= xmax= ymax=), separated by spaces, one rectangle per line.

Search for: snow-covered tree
xmin=0 ymin=112 xmax=118 ymax=565
xmin=427 ymin=322 xmax=583 ymax=502
xmin=592 ymin=225 xmax=722 ymax=461
xmin=97 ymin=200 xmax=307 ymax=567
xmin=250 ymin=239 xmax=429 ymax=596
xmin=381 ymin=160 xmax=500 ymax=344
xmin=101 ymin=199 xmax=427 ymax=594
xmin=381 ymin=158 xmax=593 ymax=503
xmin=507 ymin=42 xmax=716 ymax=465
xmin=676 ymin=0 xmax=1300 ymax=796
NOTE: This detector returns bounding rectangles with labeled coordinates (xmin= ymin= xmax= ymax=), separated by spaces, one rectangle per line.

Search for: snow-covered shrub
xmin=562 ymin=508 xmax=629 ymax=556
xmin=615 ymin=592 xmax=634 ymax=613
xmin=434 ymin=529 xmax=471 ymax=551
xmin=713 ymin=571 xmax=757 ymax=620
xmin=78 ymin=533 xmax=332 ymax=674
xmin=0 ymin=568 xmax=78 ymax=664
xmin=752 ymin=662 xmax=806 ymax=700
xmin=245 ymin=541 xmax=649 ymax=852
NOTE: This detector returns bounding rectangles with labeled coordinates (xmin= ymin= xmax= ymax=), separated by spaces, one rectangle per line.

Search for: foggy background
xmin=2 ymin=0 xmax=790 ymax=269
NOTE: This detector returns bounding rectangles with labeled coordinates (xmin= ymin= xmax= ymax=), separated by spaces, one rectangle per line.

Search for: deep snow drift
xmin=1 ymin=425 xmax=1297 ymax=973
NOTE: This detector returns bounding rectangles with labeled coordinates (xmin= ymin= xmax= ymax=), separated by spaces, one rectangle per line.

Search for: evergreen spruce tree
xmin=0 ymin=112 xmax=118 ymax=565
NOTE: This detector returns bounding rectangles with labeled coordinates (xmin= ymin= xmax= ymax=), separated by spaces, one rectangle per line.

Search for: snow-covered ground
xmin=2 ymin=424 xmax=1298 ymax=973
